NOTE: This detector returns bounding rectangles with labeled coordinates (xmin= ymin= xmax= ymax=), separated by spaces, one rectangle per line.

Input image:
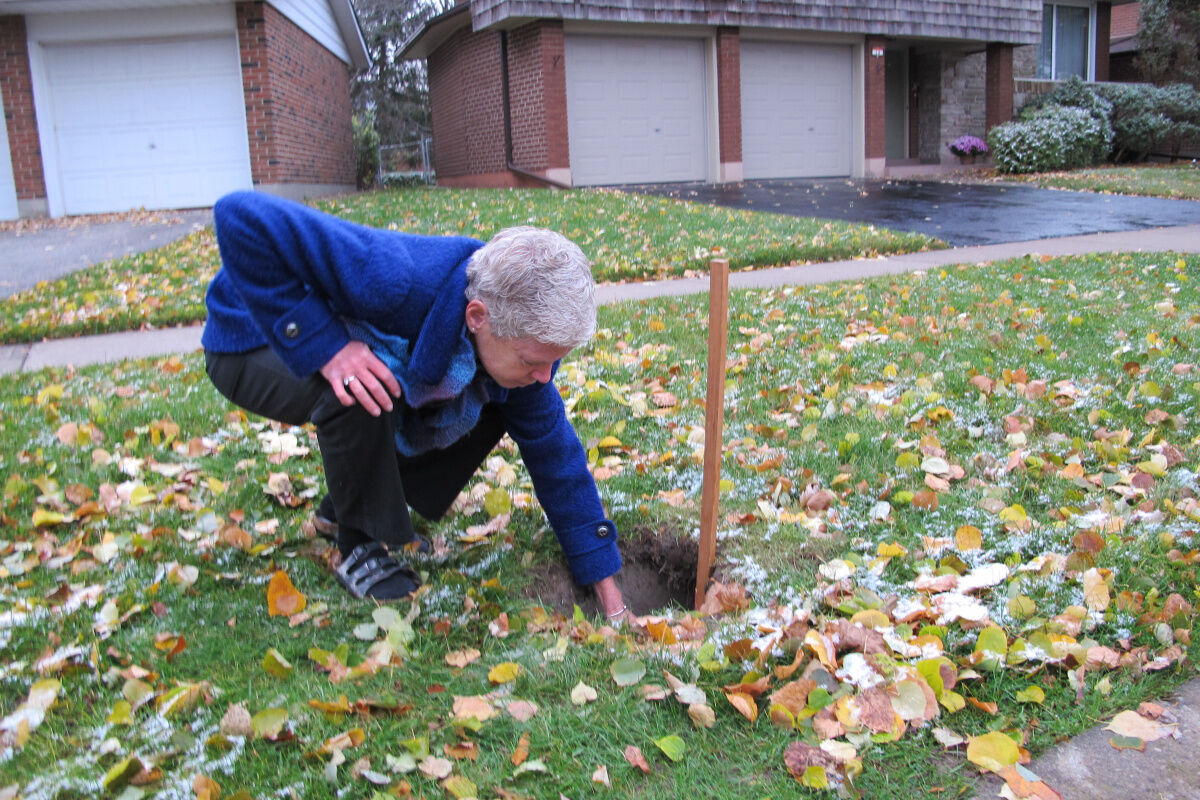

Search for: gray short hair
xmin=465 ymin=226 xmax=596 ymax=349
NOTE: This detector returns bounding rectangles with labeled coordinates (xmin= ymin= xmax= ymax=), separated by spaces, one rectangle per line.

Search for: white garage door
xmin=741 ymin=41 xmax=853 ymax=179
xmin=565 ymin=35 xmax=708 ymax=186
xmin=45 ymin=36 xmax=252 ymax=215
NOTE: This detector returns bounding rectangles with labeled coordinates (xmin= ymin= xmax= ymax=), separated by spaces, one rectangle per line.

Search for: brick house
xmin=401 ymin=1 xmax=1135 ymax=188
xmin=0 ymin=0 xmax=368 ymax=220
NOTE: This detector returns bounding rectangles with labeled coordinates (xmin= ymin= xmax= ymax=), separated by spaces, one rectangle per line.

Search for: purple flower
xmin=948 ymin=135 xmax=989 ymax=157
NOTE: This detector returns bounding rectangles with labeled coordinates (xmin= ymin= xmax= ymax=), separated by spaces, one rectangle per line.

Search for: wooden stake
xmin=695 ymin=258 xmax=730 ymax=609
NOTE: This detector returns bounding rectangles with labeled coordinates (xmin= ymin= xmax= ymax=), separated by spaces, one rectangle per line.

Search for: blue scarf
xmin=344 ymin=319 xmax=490 ymax=457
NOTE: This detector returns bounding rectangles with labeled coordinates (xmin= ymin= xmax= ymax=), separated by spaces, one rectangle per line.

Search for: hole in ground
xmin=521 ymin=524 xmax=699 ymax=617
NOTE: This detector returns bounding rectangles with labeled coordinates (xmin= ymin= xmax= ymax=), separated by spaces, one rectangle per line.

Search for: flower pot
xmin=957 ymin=154 xmax=977 ymax=165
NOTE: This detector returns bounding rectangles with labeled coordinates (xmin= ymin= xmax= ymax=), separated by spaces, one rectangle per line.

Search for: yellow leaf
xmin=966 ymin=731 xmax=1020 ymax=773
xmin=266 ymin=570 xmax=306 ymax=617
xmin=597 ymin=435 xmax=623 ymax=449
xmin=442 ymin=775 xmax=478 ymax=799
xmin=955 ymin=525 xmax=983 ymax=551
xmin=998 ymin=504 xmax=1028 ymax=522
xmin=1015 ymin=686 xmax=1045 ymax=704
xmin=877 ymin=542 xmax=907 ymax=558
xmin=31 ymin=508 xmax=67 ymax=528
xmin=488 ymin=662 xmax=521 ymax=684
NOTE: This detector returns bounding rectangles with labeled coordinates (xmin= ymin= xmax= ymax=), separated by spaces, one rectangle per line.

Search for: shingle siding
xmin=471 ymin=1 xmax=1042 ymax=44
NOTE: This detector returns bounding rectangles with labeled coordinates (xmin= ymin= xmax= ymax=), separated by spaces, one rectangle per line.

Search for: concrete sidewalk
xmin=2 ymin=222 xmax=1197 ymax=376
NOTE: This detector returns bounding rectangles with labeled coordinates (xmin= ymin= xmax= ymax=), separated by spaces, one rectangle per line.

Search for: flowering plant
xmin=948 ymin=135 xmax=989 ymax=157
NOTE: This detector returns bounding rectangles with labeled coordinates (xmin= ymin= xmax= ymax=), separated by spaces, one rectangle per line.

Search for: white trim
xmin=0 ymin=85 xmax=18 ymax=221
xmin=267 ymin=0 xmax=350 ymax=65
xmin=705 ymin=34 xmax=719 ymax=184
xmin=1040 ymin=1 xmax=1096 ymax=81
xmin=24 ymin=4 xmax=236 ymax=41
xmin=852 ymin=41 xmax=865 ymax=178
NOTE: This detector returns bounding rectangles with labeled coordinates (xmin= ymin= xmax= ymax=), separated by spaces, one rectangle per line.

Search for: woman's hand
xmin=320 ymin=341 xmax=401 ymax=416
xmin=593 ymin=575 xmax=632 ymax=625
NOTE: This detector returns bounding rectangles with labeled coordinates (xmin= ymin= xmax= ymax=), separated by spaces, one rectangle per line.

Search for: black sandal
xmin=313 ymin=497 xmax=432 ymax=555
xmin=335 ymin=542 xmax=420 ymax=600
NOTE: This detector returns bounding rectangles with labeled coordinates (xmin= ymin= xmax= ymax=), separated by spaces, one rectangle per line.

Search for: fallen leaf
xmin=624 ymin=745 xmax=651 ymax=773
xmin=266 ymin=570 xmax=306 ymax=617
xmin=1105 ymin=709 xmax=1177 ymax=741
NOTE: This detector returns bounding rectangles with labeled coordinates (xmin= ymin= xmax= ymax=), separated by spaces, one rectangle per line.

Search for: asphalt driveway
xmin=623 ymin=178 xmax=1200 ymax=246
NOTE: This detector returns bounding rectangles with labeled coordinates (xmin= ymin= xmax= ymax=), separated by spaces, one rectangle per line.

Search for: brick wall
xmin=428 ymin=27 xmax=508 ymax=180
xmin=986 ymin=43 xmax=1014 ymax=130
xmin=506 ymin=20 xmax=568 ymax=173
xmin=715 ymin=26 xmax=741 ymax=165
xmin=0 ymin=15 xmax=44 ymax=201
xmin=865 ymin=37 xmax=887 ymax=159
xmin=1112 ymin=2 xmax=1140 ymax=38
xmin=237 ymin=2 xmax=354 ymax=186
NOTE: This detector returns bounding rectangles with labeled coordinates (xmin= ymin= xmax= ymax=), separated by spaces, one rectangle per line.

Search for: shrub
xmin=1094 ymin=82 xmax=1200 ymax=160
xmin=1023 ymin=76 xmax=1114 ymax=125
xmin=988 ymin=106 xmax=1114 ymax=173
xmin=353 ymin=111 xmax=381 ymax=190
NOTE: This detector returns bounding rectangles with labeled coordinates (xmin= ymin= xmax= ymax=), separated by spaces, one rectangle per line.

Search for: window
xmin=1037 ymin=2 xmax=1095 ymax=80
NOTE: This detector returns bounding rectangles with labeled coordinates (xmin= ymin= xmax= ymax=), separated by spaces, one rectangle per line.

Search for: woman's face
xmin=466 ymin=300 xmax=571 ymax=388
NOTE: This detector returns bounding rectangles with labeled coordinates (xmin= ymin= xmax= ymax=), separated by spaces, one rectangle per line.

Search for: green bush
xmin=988 ymin=106 xmax=1114 ymax=173
xmin=1022 ymin=76 xmax=1114 ymax=125
xmin=1094 ymin=82 xmax=1200 ymax=160
xmin=353 ymin=111 xmax=381 ymax=190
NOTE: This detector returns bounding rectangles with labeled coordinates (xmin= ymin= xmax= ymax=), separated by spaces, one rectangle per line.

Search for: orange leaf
xmin=193 ymin=774 xmax=221 ymax=800
xmin=724 ymin=691 xmax=759 ymax=723
xmin=912 ymin=489 xmax=939 ymax=510
xmin=967 ymin=697 xmax=998 ymax=714
xmin=511 ymin=732 xmax=530 ymax=766
xmin=624 ymin=744 xmax=651 ymax=773
xmin=645 ymin=619 xmax=678 ymax=645
xmin=266 ymin=570 xmax=306 ymax=617
xmin=996 ymin=765 xmax=1062 ymax=800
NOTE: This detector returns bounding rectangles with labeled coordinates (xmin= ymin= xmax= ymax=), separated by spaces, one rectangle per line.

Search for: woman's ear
xmin=464 ymin=299 xmax=489 ymax=334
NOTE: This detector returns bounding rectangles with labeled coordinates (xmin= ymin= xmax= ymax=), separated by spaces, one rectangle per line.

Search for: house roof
xmin=399 ymin=2 xmax=470 ymax=60
xmin=0 ymin=0 xmax=370 ymax=69
xmin=400 ymin=0 xmax=1044 ymax=53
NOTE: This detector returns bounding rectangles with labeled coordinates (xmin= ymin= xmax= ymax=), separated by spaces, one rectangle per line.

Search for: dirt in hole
xmin=521 ymin=524 xmax=699 ymax=617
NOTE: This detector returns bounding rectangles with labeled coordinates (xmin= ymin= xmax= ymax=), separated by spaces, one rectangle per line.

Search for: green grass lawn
xmin=1012 ymin=162 xmax=1200 ymax=200
xmin=1 ymin=250 xmax=1197 ymax=799
xmin=0 ymin=187 xmax=940 ymax=346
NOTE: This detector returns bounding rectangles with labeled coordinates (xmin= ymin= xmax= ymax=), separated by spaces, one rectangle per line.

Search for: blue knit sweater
xmin=202 ymin=191 xmax=621 ymax=585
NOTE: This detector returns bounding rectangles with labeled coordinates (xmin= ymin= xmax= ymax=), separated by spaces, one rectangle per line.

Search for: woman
xmin=201 ymin=191 xmax=628 ymax=621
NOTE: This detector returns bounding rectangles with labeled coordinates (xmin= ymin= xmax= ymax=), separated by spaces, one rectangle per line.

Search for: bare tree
xmin=352 ymin=0 xmax=456 ymax=144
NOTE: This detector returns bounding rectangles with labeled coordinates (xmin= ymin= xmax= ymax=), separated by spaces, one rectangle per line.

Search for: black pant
xmin=205 ymin=347 xmax=505 ymax=548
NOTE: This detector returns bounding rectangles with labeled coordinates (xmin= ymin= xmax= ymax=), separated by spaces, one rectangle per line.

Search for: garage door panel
xmin=741 ymin=41 xmax=852 ymax=179
xmin=565 ymin=35 xmax=707 ymax=186
xmin=45 ymin=35 xmax=251 ymax=215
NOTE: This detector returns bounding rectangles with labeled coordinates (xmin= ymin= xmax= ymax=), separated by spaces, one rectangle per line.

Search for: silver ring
xmin=342 ymin=375 xmax=359 ymax=388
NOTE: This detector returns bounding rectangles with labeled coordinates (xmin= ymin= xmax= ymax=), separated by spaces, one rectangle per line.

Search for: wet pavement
xmin=624 ymin=178 xmax=1200 ymax=246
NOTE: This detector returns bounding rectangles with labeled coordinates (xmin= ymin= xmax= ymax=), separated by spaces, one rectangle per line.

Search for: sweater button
xmin=596 ymin=522 xmax=613 ymax=539
xmin=284 ymin=322 xmax=300 ymax=339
